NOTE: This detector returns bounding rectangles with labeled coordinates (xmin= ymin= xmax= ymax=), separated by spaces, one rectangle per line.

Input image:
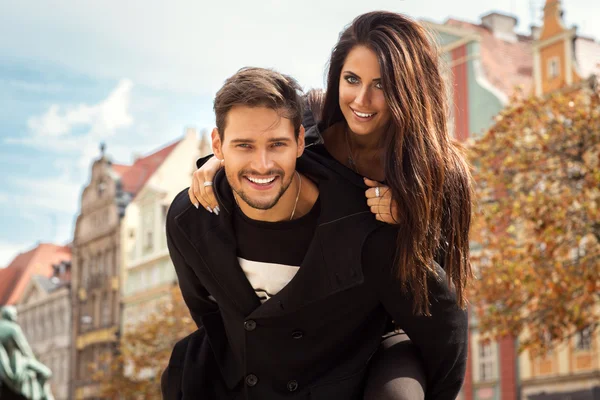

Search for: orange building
xmin=533 ymin=0 xmax=600 ymax=97
xmin=0 ymin=243 xmax=71 ymax=306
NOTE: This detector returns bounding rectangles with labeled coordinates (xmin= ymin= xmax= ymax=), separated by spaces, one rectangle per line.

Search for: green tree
xmin=469 ymin=88 xmax=600 ymax=354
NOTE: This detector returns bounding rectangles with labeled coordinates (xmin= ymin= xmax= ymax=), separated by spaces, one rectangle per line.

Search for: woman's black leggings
xmin=363 ymin=332 xmax=427 ymax=400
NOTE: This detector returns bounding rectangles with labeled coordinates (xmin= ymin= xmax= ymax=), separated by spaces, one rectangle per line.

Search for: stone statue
xmin=0 ymin=306 xmax=54 ymax=400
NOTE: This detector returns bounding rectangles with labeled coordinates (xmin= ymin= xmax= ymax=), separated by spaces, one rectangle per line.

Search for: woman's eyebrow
xmin=342 ymin=71 xmax=381 ymax=82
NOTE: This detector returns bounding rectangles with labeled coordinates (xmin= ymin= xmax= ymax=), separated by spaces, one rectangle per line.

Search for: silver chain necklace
xmin=289 ymin=171 xmax=302 ymax=220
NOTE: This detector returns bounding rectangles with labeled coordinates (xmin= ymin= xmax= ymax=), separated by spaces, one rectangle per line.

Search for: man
xmin=162 ymin=67 xmax=467 ymax=399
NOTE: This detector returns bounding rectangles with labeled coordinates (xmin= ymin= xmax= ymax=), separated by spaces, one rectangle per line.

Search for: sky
xmin=1 ymin=0 xmax=599 ymax=267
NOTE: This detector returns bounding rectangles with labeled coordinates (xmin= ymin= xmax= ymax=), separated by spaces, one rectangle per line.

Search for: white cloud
xmin=0 ymin=80 xmax=137 ymax=252
xmin=25 ymin=79 xmax=133 ymax=140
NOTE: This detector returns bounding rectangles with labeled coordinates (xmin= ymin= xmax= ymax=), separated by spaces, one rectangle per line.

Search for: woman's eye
xmin=344 ymin=75 xmax=359 ymax=84
xmin=374 ymin=82 xmax=383 ymax=90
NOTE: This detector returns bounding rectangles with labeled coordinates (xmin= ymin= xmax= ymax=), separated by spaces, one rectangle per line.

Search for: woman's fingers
xmin=189 ymin=157 xmax=223 ymax=214
xmin=365 ymin=186 xmax=391 ymax=200
xmin=202 ymin=185 xmax=220 ymax=215
xmin=364 ymin=184 xmax=400 ymax=224
xmin=191 ymin=169 xmax=211 ymax=211
xmin=363 ymin=177 xmax=382 ymax=188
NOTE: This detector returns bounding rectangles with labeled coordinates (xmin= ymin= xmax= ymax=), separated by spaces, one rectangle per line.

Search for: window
xmin=80 ymin=258 xmax=88 ymax=287
xmin=101 ymin=294 xmax=111 ymax=326
xmin=142 ymin=205 xmax=155 ymax=255
xmin=548 ymin=57 xmax=560 ymax=79
xmin=97 ymin=179 xmax=107 ymax=197
xmin=575 ymin=327 xmax=592 ymax=351
xmin=151 ymin=265 xmax=160 ymax=286
xmin=98 ymin=252 xmax=104 ymax=275
xmin=479 ymin=341 xmax=496 ymax=381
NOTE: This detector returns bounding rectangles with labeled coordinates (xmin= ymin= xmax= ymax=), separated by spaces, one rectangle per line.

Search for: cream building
xmin=16 ymin=261 xmax=72 ymax=400
xmin=121 ymin=128 xmax=210 ymax=333
xmin=520 ymin=326 xmax=599 ymax=399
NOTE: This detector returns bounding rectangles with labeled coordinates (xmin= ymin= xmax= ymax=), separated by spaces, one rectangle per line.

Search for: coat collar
xmin=175 ymin=150 xmax=380 ymax=319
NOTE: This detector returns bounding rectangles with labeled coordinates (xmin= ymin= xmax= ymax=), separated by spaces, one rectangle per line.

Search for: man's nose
xmin=250 ymin=149 xmax=274 ymax=172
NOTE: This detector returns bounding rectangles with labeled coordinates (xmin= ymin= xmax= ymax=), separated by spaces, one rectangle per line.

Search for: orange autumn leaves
xmin=469 ymin=88 xmax=600 ymax=354
xmin=90 ymin=287 xmax=196 ymax=399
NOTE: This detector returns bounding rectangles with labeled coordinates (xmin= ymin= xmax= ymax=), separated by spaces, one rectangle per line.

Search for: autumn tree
xmin=91 ymin=286 xmax=196 ymax=399
xmin=469 ymin=88 xmax=600 ymax=354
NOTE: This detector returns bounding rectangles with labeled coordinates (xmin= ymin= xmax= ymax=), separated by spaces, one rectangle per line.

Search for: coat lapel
xmin=175 ymin=173 xmax=262 ymax=318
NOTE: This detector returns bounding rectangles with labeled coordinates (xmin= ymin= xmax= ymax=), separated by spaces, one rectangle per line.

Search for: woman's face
xmin=339 ymin=45 xmax=391 ymax=138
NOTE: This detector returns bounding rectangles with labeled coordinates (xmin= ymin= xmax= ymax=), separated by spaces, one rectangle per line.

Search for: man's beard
xmin=230 ymin=168 xmax=294 ymax=211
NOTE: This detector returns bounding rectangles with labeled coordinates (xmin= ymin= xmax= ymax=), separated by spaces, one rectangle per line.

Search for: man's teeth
xmin=354 ymin=110 xmax=374 ymax=118
xmin=247 ymin=176 xmax=276 ymax=184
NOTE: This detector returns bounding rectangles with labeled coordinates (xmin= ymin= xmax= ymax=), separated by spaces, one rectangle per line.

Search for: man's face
xmin=213 ymin=105 xmax=305 ymax=211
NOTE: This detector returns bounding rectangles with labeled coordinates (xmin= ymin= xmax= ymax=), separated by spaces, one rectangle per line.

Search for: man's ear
xmin=212 ymin=128 xmax=224 ymax=160
xmin=296 ymin=125 xmax=306 ymax=158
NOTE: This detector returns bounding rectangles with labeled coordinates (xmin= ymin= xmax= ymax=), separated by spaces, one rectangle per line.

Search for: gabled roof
xmin=110 ymin=140 xmax=181 ymax=196
xmin=0 ymin=243 xmax=71 ymax=305
xmin=444 ymin=18 xmax=534 ymax=96
xmin=17 ymin=274 xmax=65 ymax=307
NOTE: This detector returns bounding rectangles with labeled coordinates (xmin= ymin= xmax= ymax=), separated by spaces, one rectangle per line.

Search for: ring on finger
xmin=203 ymin=181 xmax=213 ymax=187
xmin=375 ymin=187 xmax=380 ymax=198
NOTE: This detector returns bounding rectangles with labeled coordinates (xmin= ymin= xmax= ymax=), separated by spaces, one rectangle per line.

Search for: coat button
xmin=291 ymin=330 xmax=303 ymax=339
xmin=245 ymin=374 xmax=258 ymax=387
xmin=244 ymin=320 xmax=257 ymax=331
xmin=287 ymin=380 xmax=299 ymax=392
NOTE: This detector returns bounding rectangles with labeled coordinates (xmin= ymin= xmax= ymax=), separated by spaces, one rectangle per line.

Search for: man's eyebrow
xmin=269 ymin=137 xmax=292 ymax=142
xmin=229 ymin=138 xmax=255 ymax=144
xmin=342 ymin=70 xmax=381 ymax=82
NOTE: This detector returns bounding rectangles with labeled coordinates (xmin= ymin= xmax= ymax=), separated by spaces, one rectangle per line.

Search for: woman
xmin=189 ymin=11 xmax=473 ymax=399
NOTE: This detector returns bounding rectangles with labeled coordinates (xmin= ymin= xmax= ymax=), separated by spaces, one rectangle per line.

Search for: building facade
xmin=70 ymin=150 xmax=130 ymax=400
xmin=16 ymin=261 xmax=72 ymax=400
xmin=424 ymin=10 xmax=533 ymax=141
xmin=533 ymin=0 xmax=600 ymax=97
xmin=70 ymin=134 xmax=204 ymax=398
xmin=121 ymin=129 xmax=209 ymax=333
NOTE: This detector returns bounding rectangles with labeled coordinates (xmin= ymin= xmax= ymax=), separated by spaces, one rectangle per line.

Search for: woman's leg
xmin=363 ymin=332 xmax=427 ymax=400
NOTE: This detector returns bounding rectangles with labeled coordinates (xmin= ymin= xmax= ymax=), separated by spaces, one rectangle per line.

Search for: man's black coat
xmin=162 ymin=148 xmax=468 ymax=400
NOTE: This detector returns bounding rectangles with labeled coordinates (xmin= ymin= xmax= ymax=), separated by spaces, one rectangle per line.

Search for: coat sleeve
xmin=166 ymin=192 xmax=219 ymax=328
xmin=363 ymin=226 xmax=468 ymax=400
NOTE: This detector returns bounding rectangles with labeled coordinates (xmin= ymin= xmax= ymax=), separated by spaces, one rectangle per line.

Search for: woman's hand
xmin=364 ymin=178 xmax=400 ymax=224
xmin=188 ymin=156 xmax=223 ymax=214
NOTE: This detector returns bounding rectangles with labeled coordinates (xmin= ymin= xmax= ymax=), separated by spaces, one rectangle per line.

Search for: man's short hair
xmin=214 ymin=67 xmax=304 ymax=139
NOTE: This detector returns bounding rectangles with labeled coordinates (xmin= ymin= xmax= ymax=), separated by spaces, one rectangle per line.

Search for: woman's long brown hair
xmin=321 ymin=11 xmax=474 ymax=314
